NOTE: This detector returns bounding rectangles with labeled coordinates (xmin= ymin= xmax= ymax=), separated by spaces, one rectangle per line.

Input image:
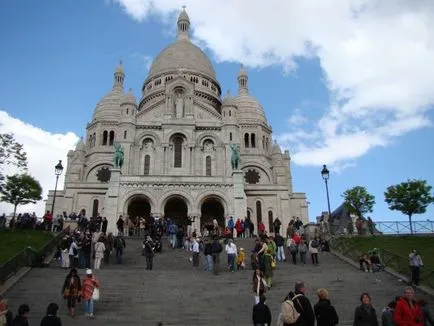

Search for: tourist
xmin=249 ymin=220 xmax=255 ymax=237
xmin=314 ymin=288 xmax=339 ymax=326
xmin=235 ymin=218 xmax=243 ymax=238
xmin=298 ymin=239 xmax=308 ymax=265
xmin=225 ymin=238 xmax=237 ymax=272
xmin=394 ymin=287 xmax=424 ymax=326
xmin=0 ymin=298 xmax=13 ymax=325
xmin=252 ymin=294 xmax=272 ymax=326
xmin=168 ymin=222 xmax=178 ymax=249
xmin=101 ymin=216 xmax=108 ymax=233
xmin=191 ymin=237 xmax=200 ymax=267
xmin=143 ymin=236 xmax=154 ymax=270
xmin=60 ymin=240 xmax=70 ymax=269
xmin=252 ymin=269 xmax=267 ymax=304
xmin=295 ymin=217 xmax=304 ymax=235
xmin=359 ymin=253 xmax=372 ymax=272
xmin=94 ymin=235 xmax=106 ymax=270
xmin=62 ymin=267 xmax=81 ymax=317
xmin=369 ymin=252 xmax=384 ymax=272
xmin=68 ymin=237 xmax=78 ymax=268
xmin=176 ymin=226 xmax=184 ymax=249
xmin=116 ymin=215 xmax=124 ymax=234
xmin=12 ymin=304 xmax=30 ymax=326
xmin=211 ymin=236 xmax=223 ymax=275
xmin=417 ymin=299 xmax=433 ymax=326
xmin=288 ymin=237 xmax=298 ymax=265
xmin=103 ymin=232 xmax=113 ymax=264
xmin=309 ymin=237 xmax=320 ymax=265
xmin=409 ymin=250 xmax=424 ymax=286
xmin=244 ymin=217 xmax=251 ymax=238
xmin=203 ymin=237 xmax=213 ymax=272
xmin=82 ymin=269 xmax=99 ymax=319
xmin=227 ymin=216 xmax=235 ymax=237
xmin=353 ymin=292 xmax=379 ymax=326
xmin=40 ymin=302 xmax=62 ymax=326
xmin=282 ymin=281 xmax=315 ymax=326
xmin=273 ymin=217 xmax=282 ymax=235
xmin=263 ymin=249 xmax=274 ymax=288
xmin=381 ymin=300 xmax=397 ymax=326
xmin=258 ymin=221 xmax=266 ymax=237
xmin=237 ymin=247 xmax=246 ymax=270
xmin=274 ymin=233 xmax=286 ymax=262
xmin=82 ymin=233 xmax=92 ymax=269
xmin=114 ymin=232 xmax=126 ymax=264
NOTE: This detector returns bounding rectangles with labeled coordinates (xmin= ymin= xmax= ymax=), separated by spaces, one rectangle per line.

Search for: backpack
xmin=280 ymin=294 xmax=302 ymax=324
xmin=311 ymin=240 xmax=319 ymax=248
xmin=114 ymin=237 xmax=123 ymax=249
xmin=289 ymin=243 xmax=298 ymax=253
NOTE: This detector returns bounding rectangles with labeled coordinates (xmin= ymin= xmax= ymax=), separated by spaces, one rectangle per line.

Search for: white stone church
xmin=46 ymin=9 xmax=308 ymax=233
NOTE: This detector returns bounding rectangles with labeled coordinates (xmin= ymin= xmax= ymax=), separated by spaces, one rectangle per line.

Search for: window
xmin=92 ymin=133 xmax=96 ymax=147
xmin=244 ymin=133 xmax=249 ymax=148
xmin=205 ymin=156 xmax=212 ymax=176
xmin=92 ymin=199 xmax=99 ymax=218
xmin=268 ymin=211 xmax=274 ymax=233
xmin=223 ymin=111 xmax=225 ymax=117
xmin=123 ymin=130 xmax=127 ymax=139
xmin=126 ymin=108 xmax=129 ymax=115
xmin=174 ymin=136 xmax=183 ymax=168
xmin=144 ymin=155 xmax=150 ymax=175
xmin=256 ymin=201 xmax=262 ymax=224
xmin=109 ymin=131 xmax=115 ymax=146
xmin=102 ymin=131 xmax=108 ymax=146
xmin=251 ymin=134 xmax=256 ymax=148
xmin=229 ymin=110 xmax=232 ymax=117
xmin=262 ymin=136 xmax=265 ymax=149
xmin=229 ymin=132 xmax=233 ymax=141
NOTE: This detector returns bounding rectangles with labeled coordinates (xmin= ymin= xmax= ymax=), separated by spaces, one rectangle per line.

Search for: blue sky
xmin=1 ymin=0 xmax=434 ymax=221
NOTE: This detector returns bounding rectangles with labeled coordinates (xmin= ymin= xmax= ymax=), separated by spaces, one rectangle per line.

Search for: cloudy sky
xmin=0 ymin=0 xmax=433 ymax=221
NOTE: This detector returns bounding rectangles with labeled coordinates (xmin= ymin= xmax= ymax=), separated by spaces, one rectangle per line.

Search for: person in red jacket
xmin=393 ymin=286 xmax=424 ymax=326
xmin=235 ymin=218 xmax=243 ymax=238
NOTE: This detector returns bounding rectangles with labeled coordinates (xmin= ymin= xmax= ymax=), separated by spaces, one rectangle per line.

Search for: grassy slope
xmin=0 ymin=229 xmax=54 ymax=265
xmin=345 ymin=236 xmax=434 ymax=270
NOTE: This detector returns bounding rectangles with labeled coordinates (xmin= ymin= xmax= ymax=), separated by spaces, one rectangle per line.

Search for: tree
xmin=0 ymin=174 xmax=42 ymax=219
xmin=0 ymin=133 xmax=28 ymax=188
xmin=342 ymin=186 xmax=376 ymax=220
xmin=384 ymin=179 xmax=434 ymax=234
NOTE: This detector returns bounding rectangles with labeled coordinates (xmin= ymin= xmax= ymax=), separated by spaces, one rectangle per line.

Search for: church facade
xmin=46 ymin=9 xmax=308 ymax=233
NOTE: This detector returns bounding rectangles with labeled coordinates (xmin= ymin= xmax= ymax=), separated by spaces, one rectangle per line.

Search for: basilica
xmin=46 ymin=8 xmax=308 ymax=233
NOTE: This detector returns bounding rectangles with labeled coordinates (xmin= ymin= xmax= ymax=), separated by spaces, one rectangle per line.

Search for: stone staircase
xmin=3 ymin=237 xmax=433 ymax=325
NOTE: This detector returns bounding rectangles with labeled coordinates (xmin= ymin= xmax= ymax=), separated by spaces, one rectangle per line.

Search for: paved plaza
xmin=3 ymin=238 xmax=433 ymax=325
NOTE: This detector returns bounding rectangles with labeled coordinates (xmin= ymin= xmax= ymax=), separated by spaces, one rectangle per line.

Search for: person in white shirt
xmin=191 ymin=238 xmax=200 ymax=267
xmin=225 ymin=239 xmax=237 ymax=272
xmin=409 ymin=249 xmax=424 ymax=286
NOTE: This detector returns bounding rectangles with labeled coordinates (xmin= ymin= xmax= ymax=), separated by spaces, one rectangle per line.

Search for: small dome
xmin=92 ymin=89 xmax=122 ymax=121
xmin=178 ymin=7 xmax=189 ymax=22
xmin=122 ymin=89 xmax=136 ymax=105
xmin=222 ymin=91 xmax=237 ymax=107
xmin=115 ymin=61 xmax=125 ymax=74
xmin=238 ymin=64 xmax=248 ymax=77
xmin=147 ymin=40 xmax=216 ymax=81
xmin=235 ymin=93 xmax=268 ymax=124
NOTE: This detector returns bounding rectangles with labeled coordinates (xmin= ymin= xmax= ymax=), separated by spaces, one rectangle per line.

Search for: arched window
xmin=102 ymin=131 xmax=108 ymax=145
xmin=229 ymin=132 xmax=233 ymax=142
xmin=144 ymin=155 xmax=150 ymax=175
xmin=205 ymin=155 xmax=212 ymax=176
xmin=174 ymin=136 xmax=183 ymax=168
xmin=262 ymin=136 xmax=265 ymax=149
xmin=256 ymin=201 xmax=262 ymax=224
xmin=268 ymin=211 xmax=274 ymax=233
xmin=126 ymin=108 xmax=129 ymax=115
xmin=92 ymin=133 xmax=96 ymax=147
xmin=123 ymin=130 xmax=127 ymax=139
xmin=244 ymin=133 xmax=249 ymax=148
xmin=223 ymin=111 xmax=225 ymax=117
xmin=109 ymin=131 xmax=115 ymax=145
xmin=266 ymin=137 xmax=269 ymax=150
xmin=88 ymin=135 xmax=92 ymax=147
xmin=251 ymin=133 xmax=256 ymax=148
xmin=92 ymin=199 xmax=99 ymax=218
xmin=229 ymin=110 xmax=231 ymax=117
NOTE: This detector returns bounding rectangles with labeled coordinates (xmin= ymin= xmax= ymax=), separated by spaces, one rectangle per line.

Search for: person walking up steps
xmin=82 ymin=269 xmax=99 ymax=319
xmin=211 ymin=236 xmax=223 ymax=275
xmin=225 ymin=239 xmax=237 ymax=272
xmin=143 ymin=236 xmax=154 ymax=270
xmin=62 ymin=268 xmax=81 ymax=317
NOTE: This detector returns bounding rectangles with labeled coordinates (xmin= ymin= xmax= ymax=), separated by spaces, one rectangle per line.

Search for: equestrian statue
xmin=113 ymin=143 xmax=124 ymax=169
xmin=230 ymin=144 xmax=240 ymax=170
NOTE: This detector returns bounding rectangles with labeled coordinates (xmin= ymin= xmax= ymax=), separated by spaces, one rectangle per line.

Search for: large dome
xmin=147 ymin=40 xmax=216 ymax=81
xmin=235 ymin=94 xmax=268 ymax=124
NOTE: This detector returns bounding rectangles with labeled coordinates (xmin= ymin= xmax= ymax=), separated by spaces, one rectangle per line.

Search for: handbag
xmin=92 ymin=287 xmax=100 ymax=301
xmin=271 ymin=258 xmax=276 ymax=269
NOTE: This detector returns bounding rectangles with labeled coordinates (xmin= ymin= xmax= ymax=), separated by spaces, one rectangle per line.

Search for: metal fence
xmin=374 ymin=221 xmax=434 ymax=235
xmin=0 ymin=228 xmax=69 ymax=285
xmin=330 ymin=237 xmax=434 ymax=288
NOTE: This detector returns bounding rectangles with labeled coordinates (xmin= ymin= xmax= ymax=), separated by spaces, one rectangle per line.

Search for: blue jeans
xmin=85 ymin=299 xmax=94 ymax=315
xmin=227 ymin=253 xmax=236 ymax=271
xmin=116 ymin=248 xmax=123 ymax=264
xmin=169 ymin=234 xmax=177 ymax=248
xmin=204 ymin=255 xmax=213 ymax=272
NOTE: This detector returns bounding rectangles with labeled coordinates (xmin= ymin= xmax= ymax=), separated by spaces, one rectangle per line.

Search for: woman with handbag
xmin=82 ymin=269 xmax=100 ymax=319
xmin=252 ymin=268 xmax=268 ymax=304
xmin=61 ymin=268 xmax=81 ymax=317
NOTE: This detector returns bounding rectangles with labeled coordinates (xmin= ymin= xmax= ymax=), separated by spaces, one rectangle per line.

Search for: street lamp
xmin=51 ymin=160 xmax=64 ymax=218
xmin=321 ymin=164 xmax=332 ymax=222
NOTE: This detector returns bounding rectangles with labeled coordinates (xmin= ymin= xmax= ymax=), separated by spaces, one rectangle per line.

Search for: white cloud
xmin=287 ymin=108 xmax=309 ymax=126
xmin=131 ymin=53 xmax=153 ymax=72
xmin=113 ymin=0 xmax=434 ymax=169
xmin=0 ymin=111 xmax=79 ymax=216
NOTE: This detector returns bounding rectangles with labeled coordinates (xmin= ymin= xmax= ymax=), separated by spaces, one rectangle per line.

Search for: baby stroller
xmin=250 ymin=252 xmax=259 ymax=270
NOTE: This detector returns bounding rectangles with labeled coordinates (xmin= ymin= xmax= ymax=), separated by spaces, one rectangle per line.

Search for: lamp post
xmin=321 ymin=164 xmax=332 ymax=223
xmin=51 ymin=160 xmax=64 ymax=218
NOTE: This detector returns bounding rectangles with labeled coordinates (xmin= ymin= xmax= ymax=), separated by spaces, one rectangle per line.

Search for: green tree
xmin=342 ymin=186 xmax=376 ymax=220
xmin=0 ymin=133 xmax=28 ymax=188
xmin=384 ymin=179 xmax=434 ymax=234
xmin=0 ymin=174 xmax=42 ymax=218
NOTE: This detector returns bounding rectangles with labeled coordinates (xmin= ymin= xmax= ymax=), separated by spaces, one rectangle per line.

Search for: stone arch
xmin=120 ymin=189 xmax=156 ymax=214
xmin=125 ymin=194 xmax=152 ymax=220
xmin=195 ymin=131 xmax=221 ymax=147
xmin=136 ymin=131 xmax=162 ymax=147
xmin=242 ymin=163 xmax=272 ymax=183
xmin=160 ymin=191 xmax=193 ymax=226
xmin=197 ymin=192 xmax=228 ymax=230
xmin=166 ymin=130 xmax=191 ymax=144
xmin=90 ymin=196 xmax=101 ymax=218
xmin=159 ymin=190 xmax=194 ymax=214
xmin=85 ymin=162 xmax=114 ymax=181
xmin=196 ymin=191 xmax=229 ymax=216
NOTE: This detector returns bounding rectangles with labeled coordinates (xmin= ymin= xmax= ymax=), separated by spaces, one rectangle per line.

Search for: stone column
xmin=102 ymin=169 xmax=121 ymax=234
xmin=232 ymin=170 xmax=247 ymax=220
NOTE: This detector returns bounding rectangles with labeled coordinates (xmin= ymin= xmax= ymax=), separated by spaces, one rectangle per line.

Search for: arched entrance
xmin=164 ymin=197 xmax=188 ymax=226
xmin=127 ymin=196 xmax=151 ymax=219
xmin=200 ymin=198 xmax=224 ymax=229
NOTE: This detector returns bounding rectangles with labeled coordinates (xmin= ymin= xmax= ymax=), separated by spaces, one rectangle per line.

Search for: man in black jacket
xmin=252 ymin=294 xmax=272 ymax=326
xmin=211 ymin=236 xmax=222 ymax=275
xmin=285 ymin=281 xmax=315 ymax=326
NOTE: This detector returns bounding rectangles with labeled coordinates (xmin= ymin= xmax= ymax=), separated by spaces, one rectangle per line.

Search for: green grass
xmin=343 ymin=235 xmax=434 ymax=271
xmin=0 ymin=229 xmax=54 ymax=265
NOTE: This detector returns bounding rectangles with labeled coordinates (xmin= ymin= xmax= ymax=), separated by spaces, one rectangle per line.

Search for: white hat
xmin=86 ymin=269 xmax=93 ymax=275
